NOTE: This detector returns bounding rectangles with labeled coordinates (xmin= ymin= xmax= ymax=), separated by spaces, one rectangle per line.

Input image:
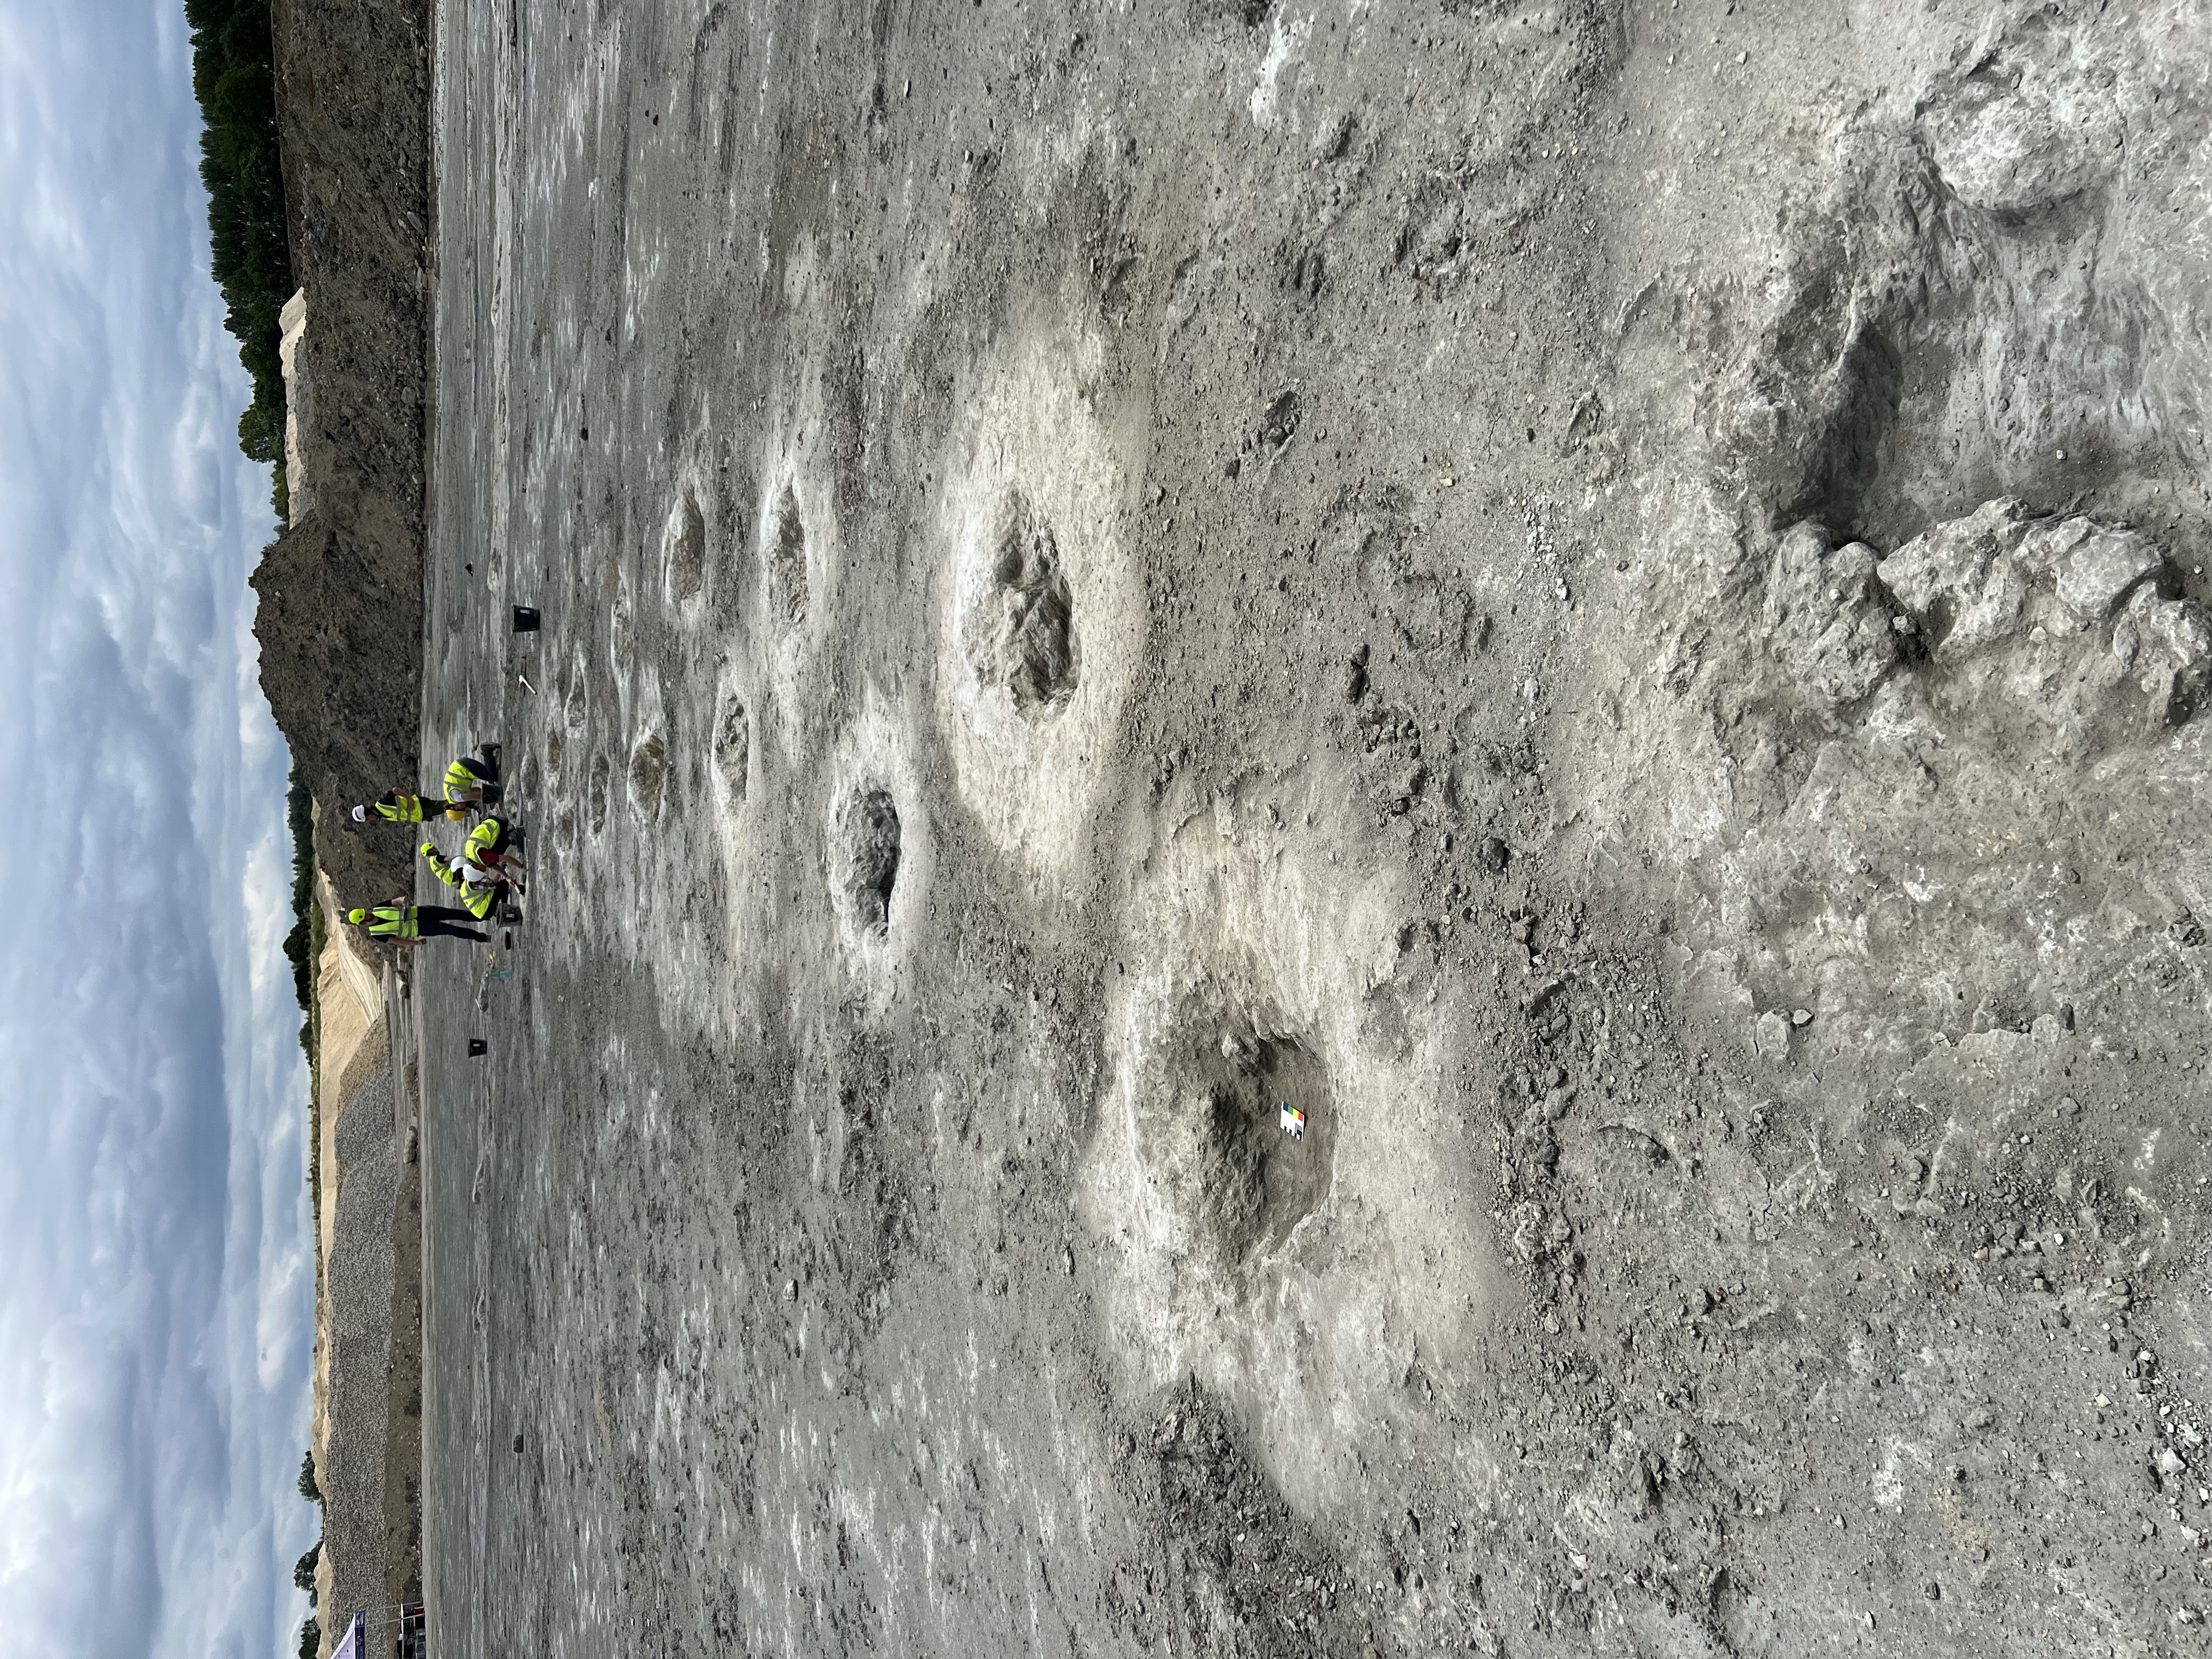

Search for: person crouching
xmin=352 ymin=788 xmax=459 ymax=826
xmin=462 ymin=816 xmax=527 ymax=893
xmin=420 ymin=842 xmax=514 ymax=924
xmin=442 ymin=743 xmax=502 ymax=809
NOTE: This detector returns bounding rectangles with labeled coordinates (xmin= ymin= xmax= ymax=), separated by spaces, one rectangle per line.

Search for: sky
xmin=0 ymin=2 xmax=319 ymax=1657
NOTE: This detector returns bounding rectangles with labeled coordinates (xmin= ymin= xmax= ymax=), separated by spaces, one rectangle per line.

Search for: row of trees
xmin=280 ymin=765 xmax=317 ymax=1057
xmin=285 ymin=778 xmax=321 ymax=1659
xmin=281 ymin=764 xmax=325 ymax=1269
xmin=296 ymin=1452 xmax=321 ymax=1657
xmin=194 ymin=18 xmax=315 ymax=1651
xmin=187 ymin=0 xmax=293 ymax=507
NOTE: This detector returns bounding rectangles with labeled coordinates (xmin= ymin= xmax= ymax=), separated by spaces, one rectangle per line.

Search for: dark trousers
xmin=416 ymin=905 xmax=489 ymax=942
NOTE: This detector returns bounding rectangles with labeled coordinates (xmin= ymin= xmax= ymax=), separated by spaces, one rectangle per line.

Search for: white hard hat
xmin=351 ymin=805 xmax=366 ymax=822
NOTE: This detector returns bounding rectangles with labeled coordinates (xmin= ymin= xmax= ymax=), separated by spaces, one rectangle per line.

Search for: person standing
xmin=346 ymin=901 xmax=489 ymax=946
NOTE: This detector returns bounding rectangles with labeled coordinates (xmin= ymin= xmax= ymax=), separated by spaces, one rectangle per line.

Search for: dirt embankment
xmin=308 ymin=881 xmax=425 ymax=1655
xmin=251 ymin=0 xmax=433 ymax=912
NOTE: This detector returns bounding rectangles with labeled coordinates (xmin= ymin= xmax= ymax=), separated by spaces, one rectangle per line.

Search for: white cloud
xmin=0 ymin=2 xmax=319 ymax=1656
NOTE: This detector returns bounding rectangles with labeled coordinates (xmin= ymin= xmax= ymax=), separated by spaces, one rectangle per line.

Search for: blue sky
xmin=0 ymin=3 xmax=317 ymax=1657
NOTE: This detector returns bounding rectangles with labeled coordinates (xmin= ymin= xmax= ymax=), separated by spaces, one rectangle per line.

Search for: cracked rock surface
xmin=416 ymin=3 xmax=2212 ymax=1654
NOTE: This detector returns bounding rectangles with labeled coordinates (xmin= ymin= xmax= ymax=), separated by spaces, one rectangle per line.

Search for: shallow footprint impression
xmin=1081 ymin=789 xmax=1503 ymax=1513
xmin=1154 ymin=1007 xmax=1336 ymax=1269
xmin=835 ymin=787 xmax=900 ymax=940
xmin=964 ymin=487 xmax=1080 ymax=715
xmin=935 ymin=329 xmax=1138 ymax=881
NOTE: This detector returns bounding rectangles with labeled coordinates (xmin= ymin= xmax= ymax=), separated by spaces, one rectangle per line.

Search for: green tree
xmin=185 ymin=0 xmax=292 ymax=481
xmin=292 ymin=1539 xmax=321 ymax=1601
xmin=297 ymin=1448 xmax=321 ymax=1504
xmin=279 ymin=764 xmax=317 ymax=1054
xmin=297 ymin=1615 xmax=320 ymax=1659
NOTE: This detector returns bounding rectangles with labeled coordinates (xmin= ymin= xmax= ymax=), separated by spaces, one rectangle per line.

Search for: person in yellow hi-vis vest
xmin=456 ymin=876 xmax=507 ymax=923
xmin=352 ymin=787 xmax=461 ymax=826
xmin=346 ymin=901 xmax=489 ymax=946
xmin=461 ymin=816 xmax=527 ymax=891
xmin=442 ymin=743 xmax=502 ymax=808
xmin=419 ymin=843 xmax=514 ymax=922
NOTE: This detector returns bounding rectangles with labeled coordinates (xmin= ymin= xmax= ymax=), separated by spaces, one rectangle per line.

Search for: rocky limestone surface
xmin=413 ymin=3 xmax=2212 ymax=1656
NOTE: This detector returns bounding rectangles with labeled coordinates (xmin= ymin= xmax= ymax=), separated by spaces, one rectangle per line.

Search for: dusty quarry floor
xmin=416 ymin=2 xmax=2212 ymax=1654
